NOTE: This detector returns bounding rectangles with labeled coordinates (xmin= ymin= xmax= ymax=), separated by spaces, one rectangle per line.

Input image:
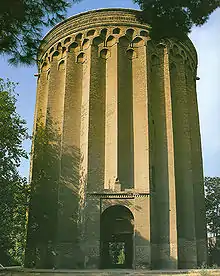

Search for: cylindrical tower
xmin=25 ymin=8 xmax=207 ymax=270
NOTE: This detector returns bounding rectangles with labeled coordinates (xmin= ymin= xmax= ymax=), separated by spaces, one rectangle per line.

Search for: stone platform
xmin=0 ymin=269 xmax=220 ymax=276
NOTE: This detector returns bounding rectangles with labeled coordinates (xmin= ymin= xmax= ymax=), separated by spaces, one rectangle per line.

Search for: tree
xmin=133 ymin=0 xmax=220 ymax=39
xmin=205 ymin=177 xmax=220 ymax=237
xmin=25 ymin=117 xmax=62 ymax=268
xmin=0 ymin=78 xmax=29 ymax=265
xmin=25 ymin=115 xmax=83 ymax=268
xmin=0 ymin=0 xmax=79 ymax=65
xmin=204 ymin=177 xmax=220 ymax=266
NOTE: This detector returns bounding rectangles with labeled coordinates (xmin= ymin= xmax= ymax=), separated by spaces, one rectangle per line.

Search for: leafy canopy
xmin=0 ymin=79 xmax=28 ymax=169
xmin=0 ymin=78 xmax=29 ymax=265
xmin=205 ymin=177 xmax=220 ymax=237
xmin=133 ymin=0 xmax=220 ymax=38
xmin=0 ymin=0 xmax=78 ymax=65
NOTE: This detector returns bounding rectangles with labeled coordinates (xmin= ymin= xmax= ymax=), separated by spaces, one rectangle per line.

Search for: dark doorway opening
xmin=100 ymin=205 xmax=134 ymax=269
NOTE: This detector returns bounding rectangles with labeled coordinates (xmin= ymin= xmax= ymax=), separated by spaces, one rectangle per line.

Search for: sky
xmin=0 ymin=0 xmax=219 ymax=178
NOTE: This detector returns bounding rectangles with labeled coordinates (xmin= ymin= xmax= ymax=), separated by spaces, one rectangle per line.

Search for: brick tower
xmin=25 ymin=8 xmax=207 ymax=270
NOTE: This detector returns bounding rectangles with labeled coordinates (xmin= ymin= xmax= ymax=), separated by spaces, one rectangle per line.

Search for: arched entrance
xmin=100 ymin=205 xmax=134 ymax=269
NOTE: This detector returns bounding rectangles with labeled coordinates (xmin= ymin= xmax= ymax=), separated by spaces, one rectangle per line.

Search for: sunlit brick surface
xmin=26 ymin=9 xmax=207 ymax=270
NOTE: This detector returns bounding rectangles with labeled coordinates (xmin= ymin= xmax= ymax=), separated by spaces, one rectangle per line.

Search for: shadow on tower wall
xmin=24 ymin=115 xmax=86 ymax=268
xmin=24 ymin=115 xmax=178 ymax=270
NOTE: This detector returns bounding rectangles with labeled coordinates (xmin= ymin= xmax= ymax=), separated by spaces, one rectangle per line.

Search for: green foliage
xmin=205 ymin=177 xmax=220 ymax=267
xmin=0 ymin=176 xmax=29 ymax=266
xmin=133 ymin=0 xmax=219 ymax=39
xmin=117 ymin=247 xmax=125 ymax=265
xmin=0 ymin=78 xmax=29 ymax=265
xmin=25 ymin=118 xmax=61 ymax=268
xmin=109 ymin=242 xmax=125 ymax=266
xmin=0 ymin=0 xmax=79 ymax=65
xmin=205 ymin=177 xmax=220 ymax=236
xmin=25 ymin=116 xmax=82 ymax=268
xmin=0 ymin=79 xmax=28 ymax=171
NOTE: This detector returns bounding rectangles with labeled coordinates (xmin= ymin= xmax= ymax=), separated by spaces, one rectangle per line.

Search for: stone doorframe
xmin=87 ymin=191 xmax=150 ymax=269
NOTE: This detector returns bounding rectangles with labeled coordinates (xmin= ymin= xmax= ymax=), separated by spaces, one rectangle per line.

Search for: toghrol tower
xmin=25 ymin=8 xmax=207 ymax=270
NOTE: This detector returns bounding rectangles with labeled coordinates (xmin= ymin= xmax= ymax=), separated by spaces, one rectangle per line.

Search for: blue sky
xmin=0 ymin=0 xmax=219 ymax=178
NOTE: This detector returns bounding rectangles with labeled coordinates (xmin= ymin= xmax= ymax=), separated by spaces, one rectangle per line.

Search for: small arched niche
xmin=113 ymin=27 xmax=121 ymax=34
xmin=100 ymin=28 xmax=108 ymax=37
xmin=64 ymin=37 xmax=71 ymax=45
xmin=126 ymin=28 xmax=135 ymax=38
xmin=126 ymin=49 xmax=137 ymax=59
xmin=100 ymin=48 xmax=110 ymax=59
xmin=77 ymin=52 xmax=85 ymax=63
xmin=92 ymin=36 xmax=103 ymax=46
xmin=82 ymin=39 xmax=90 ymax=50
xmin=132 ymin=37 xmax=145 ymax=47
xmin=181 ymin=50 xmax=186 ymax=59
xmin=173 ymin=44 xmax=179 ymax=56
xmin=56 ymin=42 xmax=62 ymax=51
xmin=52 ymin=51 xmax=60 ymax=61
xmin=169 ymin=62 xmax=177 ymax=78
xmin=58 ymin=60 xmax=65 ymax=71
xmin=87 ymin=29 xmax=96 ymax=37
xmin=140 ymin=30 xmax=148 ymax=37
xmin=41 ymin=61 xmax=49 ymax=72
xmin=106 ymin=35 xmax=116 ymax=47
xmin=119 ymin=36 xmax=130 ymax=47
xmin=68 ymin=42 xmax=79 ymax=52
xmin=75 ymin=33 xmax=83 ymax=41
xmin=49 ymin=47 xmax=54 ymax=54
xmin=170 ymin=49 xmax=174 ymax=56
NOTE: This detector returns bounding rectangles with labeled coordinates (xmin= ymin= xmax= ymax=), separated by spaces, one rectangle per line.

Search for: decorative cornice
xmin=38 ymin=8 xmax=197 ymax=69
xmin=39 ymin=9 xmax=150 ymax=59
xmin=88 ymin=191 xmax=150 ymax=198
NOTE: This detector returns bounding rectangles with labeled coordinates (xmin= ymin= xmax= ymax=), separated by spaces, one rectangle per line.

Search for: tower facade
xmin=25 ymin=9 xmax=207 ymax=270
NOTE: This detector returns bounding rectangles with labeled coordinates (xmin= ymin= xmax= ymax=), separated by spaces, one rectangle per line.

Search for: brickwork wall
xmin=26 ymin=9 xmax=206 ymax=270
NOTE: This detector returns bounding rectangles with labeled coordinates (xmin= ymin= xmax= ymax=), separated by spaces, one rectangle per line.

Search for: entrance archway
xmin=100 ymin=205 xmax=134 ymax=269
